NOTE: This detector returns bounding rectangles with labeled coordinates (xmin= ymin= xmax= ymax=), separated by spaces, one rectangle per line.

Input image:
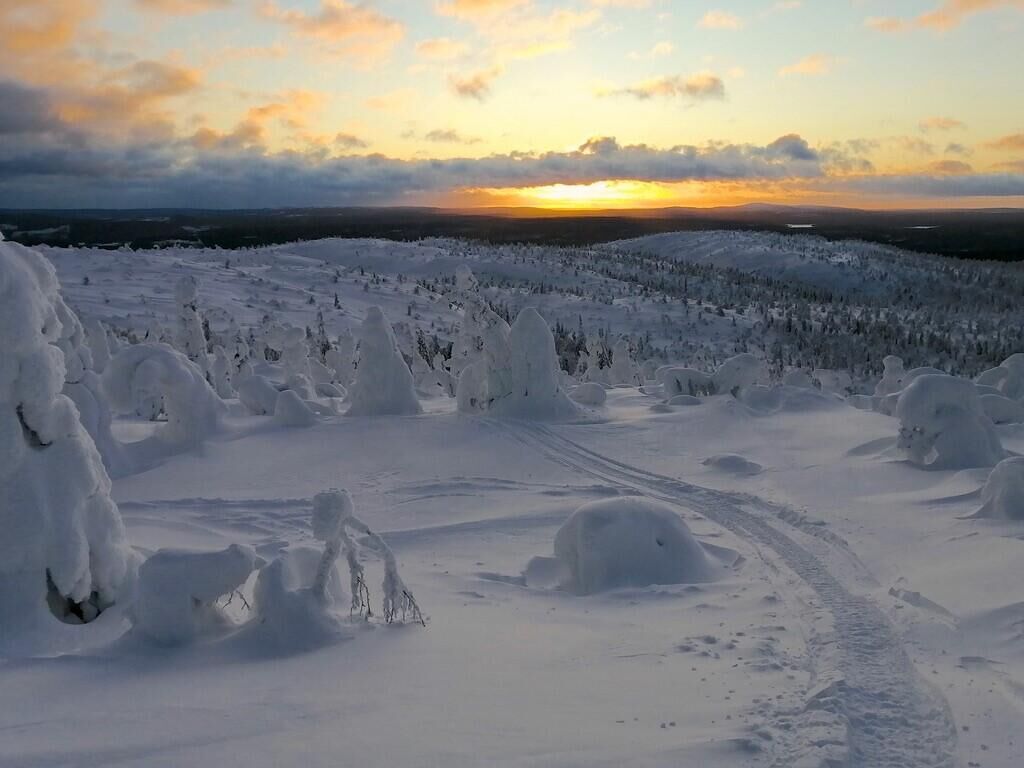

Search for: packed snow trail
xmin=500 ymin=420 xmax=959 ymax=768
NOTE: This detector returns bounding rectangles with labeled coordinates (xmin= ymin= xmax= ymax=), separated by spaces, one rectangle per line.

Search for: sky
xmin=1 ymin=0 xmax=1023 ymax=209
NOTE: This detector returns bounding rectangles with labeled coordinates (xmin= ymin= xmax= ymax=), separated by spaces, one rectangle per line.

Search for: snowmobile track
xmin=502 ymin=420 xmax=959 ymax=768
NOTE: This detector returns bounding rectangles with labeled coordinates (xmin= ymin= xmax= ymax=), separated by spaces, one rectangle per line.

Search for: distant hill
xmin=1 ymin=204 xmax=1022 ymax=261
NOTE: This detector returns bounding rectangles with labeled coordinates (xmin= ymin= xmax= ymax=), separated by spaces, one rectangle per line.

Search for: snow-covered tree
xmin=104 ymin=343 xmax=226 ymax=449
xmin=458 ymin=306 xmax=579 ymax=420
xmin=609 ymin=337 xmax=643 ymax=387
xmin=0 ymin=237 xmax=134 ymax=652
xmin=211 ymin=345 xmax=234 ymax=398
xmin=896 ymin=374 xmax=1005 ymax=470
xmin=326 ymin=328 xmax=356 ymax=387
xmin=175 ymin=275 xmax=209 ymax=377
xmin=346 ymin=307 xmax=422 ymax=416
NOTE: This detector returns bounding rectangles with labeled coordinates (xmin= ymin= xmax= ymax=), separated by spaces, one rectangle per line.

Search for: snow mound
xmin=896 ymin=374 xmax=1005 ymax=470
xmin=980 ymin=393 xmax=1024 ymax=425
xmin=346 ymin=307 xmax=422 ymax=417
xmin=104 ymin=343 xmax=226 ymax=447
xmin=703 ymin=454 xmax=763 ymax=476
xmin=738 ymin=384 xmax=839 ymax=415
xmin=251 ymin=546 xmax=351 ymax=652
xmin=539 ymin=498 xmax=715 ymax=595
xmin=713 ymin=353 xmax=767 ymax=394
xmin=274 ymin=390 xmax=317 ymax=428
xmin=570 ymin=382 xmax=607 ymax=406
xmin=132 ymin=544 xmax=258 ymax=645
xmin=658 ymin=367 xmax=714 ymax=398
xmin=668 ymin=394 xmax=703 ymax=407
xmin=237 ymin=374 xmax=280 ymax=415
xmin=972 ymin=457 xmax=1024 ymax=520
xmin=0 ymin=238 xmax=134 ymax=652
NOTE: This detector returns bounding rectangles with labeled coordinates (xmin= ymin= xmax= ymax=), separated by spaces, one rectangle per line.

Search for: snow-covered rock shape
xmin=537 ymin=498 xmax=714 ymax=595
xmin=896 ymin=374 xmax=1005 ymax=470
xmin=132 ymin=544 xmax=258 ymax=645
xmin=972 ymin=457 xmax=1024 ymax=520
xmin=484 ymin=308 xmax=580 ymax=420
xmin=703 ymin=454 xmax=763 ymax=476
xmin=0 ymin=239 xmax=134 ymax=651
xmin=174 ymin=275 xmax=208 ymax=377
xmin=609 ymin=337 xmax=643 ymax=387
xmin=346 ymin=307 xmax=422 ymax=417
xmin=104 ymin=343 xmax=226 ymax=448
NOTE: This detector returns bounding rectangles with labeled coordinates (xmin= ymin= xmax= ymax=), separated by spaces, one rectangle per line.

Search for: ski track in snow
xmin=501 ymin=420 xmax=960 ymax=768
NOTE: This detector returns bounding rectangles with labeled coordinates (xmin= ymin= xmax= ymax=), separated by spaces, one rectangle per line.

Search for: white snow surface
xmin=4 ymin=233 xmax=1024 ymax=768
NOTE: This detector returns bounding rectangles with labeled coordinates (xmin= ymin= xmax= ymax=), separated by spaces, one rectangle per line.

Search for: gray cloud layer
xmin=1 ymin=80 xmax=1022 ymax=208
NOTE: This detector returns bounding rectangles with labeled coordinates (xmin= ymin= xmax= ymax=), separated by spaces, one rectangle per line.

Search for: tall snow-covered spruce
xmin=0 ymin=237 xmax=134 ymax=653
xmin=346 ymin=306 xmax=422 ymax=417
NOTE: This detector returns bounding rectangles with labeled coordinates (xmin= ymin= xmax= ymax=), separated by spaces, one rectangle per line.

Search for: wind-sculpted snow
xmin=503 ymin=421 xmax=959 ymax=768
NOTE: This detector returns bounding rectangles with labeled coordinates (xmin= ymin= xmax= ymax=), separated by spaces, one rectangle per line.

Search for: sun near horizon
xmin=1 ymin=1 xmax=1023 ymax=210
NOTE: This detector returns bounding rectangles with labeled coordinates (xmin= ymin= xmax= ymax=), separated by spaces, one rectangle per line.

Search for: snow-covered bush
xmin=274 ymin=390 xmax=317 ymax=428
xmin=529 ymin=498 xmax=714 ymax=595
xmin=659 ymin=367 xmax=715 ymax=398
xmin=0 ymin=238 xmax=134 ymax=649
xmin=976 ymin=353 xmax=1024 ymax=401
xmin=782 ymin=369 xmax=817 ymax=390
xmin=980 ymin=393 xmax=1024 ymax=425
xmin=237 ymin=374 xmax=280 ymax=415
xmin=174 ymin=275 xmax=209 ymax=377
xmin=132 ymin=544 xmax=258 ymax=645
xmin=896 ymin=374 xmax=1005 ymax=470
xmin=571 ymin=382 xmax=607 ymax=406
xmin=211 ymin=345 xmax=234 ymax=398
xmin=712 ymin=353 xmax=767 ymax=395
xmin=346 ymin=307 xmax=422 ymax=417
xmin=104 ymin=343 xmax=226 ymax=447
xmin=972 ymin=457 xmax=1024 ymax=520
xmin=84 ymin=318 xmax=111 ymax=374
xmin=609 ymin=337 xmax=642 ymax=387
xmin=253 ymin=489 xmax=423 ymax=649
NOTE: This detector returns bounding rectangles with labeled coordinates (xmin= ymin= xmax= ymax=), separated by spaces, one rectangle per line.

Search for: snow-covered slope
xmin=3 ymin=232 xmax=1024 ymax=767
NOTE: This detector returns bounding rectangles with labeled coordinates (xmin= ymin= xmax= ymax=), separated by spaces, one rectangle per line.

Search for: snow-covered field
xmin=3 ymin=231 xmax=1024 ymax=767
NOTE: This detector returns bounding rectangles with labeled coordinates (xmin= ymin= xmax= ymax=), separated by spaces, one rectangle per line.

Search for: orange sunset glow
xmin=0 ymin=0 xmax=1022 ymax=209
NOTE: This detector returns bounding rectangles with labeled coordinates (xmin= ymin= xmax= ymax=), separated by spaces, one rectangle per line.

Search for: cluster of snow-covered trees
xmin=6 ymin=228 xmax=1024 ymax=656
